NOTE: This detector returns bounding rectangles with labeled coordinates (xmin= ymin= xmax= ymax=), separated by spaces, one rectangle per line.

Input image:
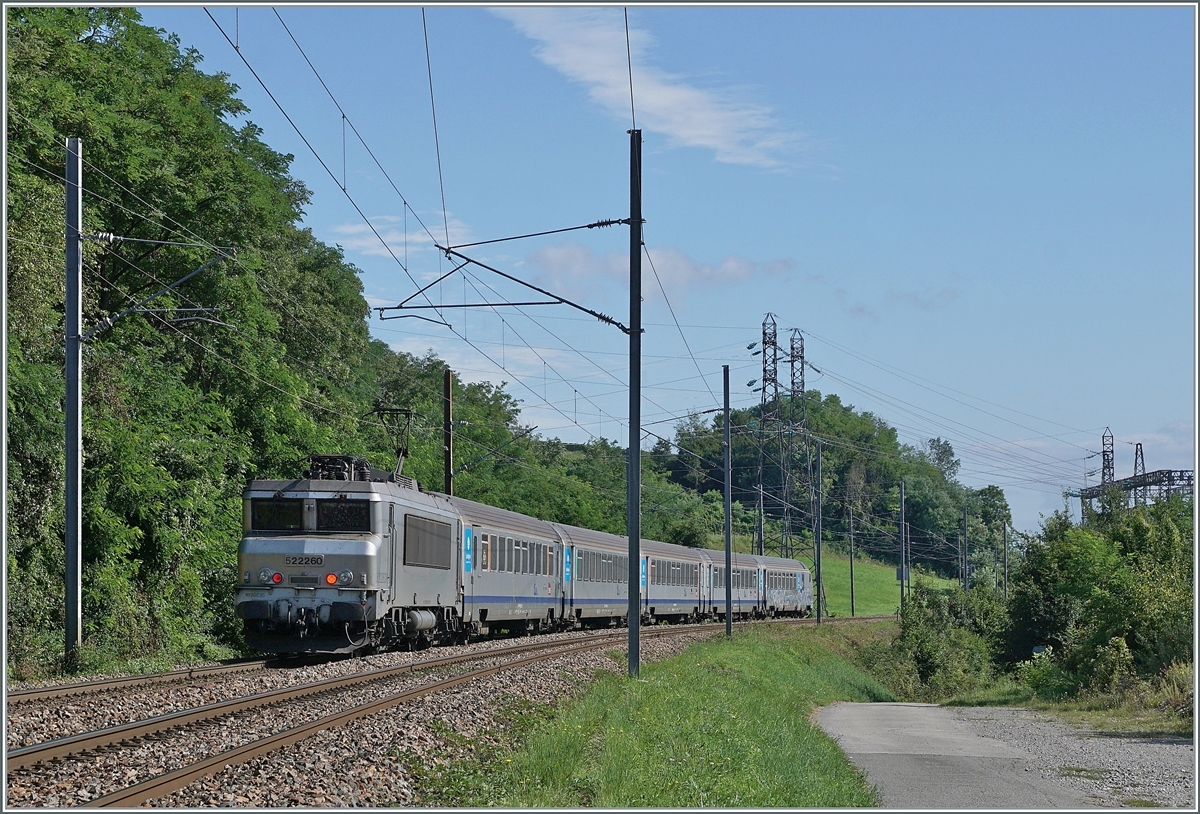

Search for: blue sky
xmin=134 ymin=4 xmax=1196 ymax=534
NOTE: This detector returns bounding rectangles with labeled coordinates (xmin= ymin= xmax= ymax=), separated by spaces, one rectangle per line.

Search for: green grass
xmin=423 ymin=623 xmax=896 ymax=807
xmin=940 ymin=675 xmax=1192 ymax=739
xmin=819 ymin=551 xmax=956 ymax=618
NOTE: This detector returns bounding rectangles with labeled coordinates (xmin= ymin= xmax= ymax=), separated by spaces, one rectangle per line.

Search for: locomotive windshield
xmin=251 ymin=498 xmax=303 ymax=530
xmin=316 ymin=499 xmax=371 ymax=532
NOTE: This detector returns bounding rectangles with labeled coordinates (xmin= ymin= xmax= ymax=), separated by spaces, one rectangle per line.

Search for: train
xmin=235 ymin=454 xmax=814 ymax=654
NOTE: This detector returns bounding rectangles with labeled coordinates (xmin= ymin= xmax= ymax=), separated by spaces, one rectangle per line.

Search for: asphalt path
xmin=818 ymin=702 xmax=1103 ymax=809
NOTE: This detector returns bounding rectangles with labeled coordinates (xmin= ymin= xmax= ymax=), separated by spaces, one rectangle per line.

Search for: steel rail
xmin=7 ymin=631 xmax=629 ymax=770
xmin=81 ymin=630 xmax=686 ymax=808
xmin=4 ymin=658 xmax=279 ymax=705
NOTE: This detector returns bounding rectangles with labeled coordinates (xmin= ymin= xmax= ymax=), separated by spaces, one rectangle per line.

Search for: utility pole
xmin=898 ymin=480 xmax=906 ymax=610
xmin=1 ymin=128 xmax=7 ymax=679
xmin=65 ymin=138 xmax=83 ymax=666
xmin=626 ymin=128 xmax=642 ymax=678
xmin=906 ymin=523 xmax=913 ymax=596
xmin=1003 ymin=525 xmax=1009 ymax=602
xmin=723 ymin=365 xmax=732 ymax=638
xmin=60 ymin=139 xmax=232 ymax=670
xmin=815 ymin=438 xmax=823 ymax=623
xmin=962 ymin=502 xmax=969 ymax=591
xmin=849 ymin=505 xmax=855 ymax=617
xmin=443 ymin=367 xmax=453 ymax=495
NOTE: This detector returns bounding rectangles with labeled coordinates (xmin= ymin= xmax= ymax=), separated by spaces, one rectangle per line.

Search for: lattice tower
xmin=1133 ymin=442 xmax=1146 ymax=506
xmin=756 ymin=314 xmax=782 ymax=556
xmin=1101 ymin=427 xmax=1115 ymax=485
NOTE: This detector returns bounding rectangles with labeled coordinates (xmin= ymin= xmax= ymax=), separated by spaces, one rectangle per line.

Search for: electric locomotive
xmin=234 ymin=454 xmax=813 ymax=655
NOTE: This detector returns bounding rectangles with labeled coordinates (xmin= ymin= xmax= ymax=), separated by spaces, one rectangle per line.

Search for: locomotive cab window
xmin=251 ymin=498 xmax=303 ymax=530
xmin=316 ymin=499 xmax=371 ymax=532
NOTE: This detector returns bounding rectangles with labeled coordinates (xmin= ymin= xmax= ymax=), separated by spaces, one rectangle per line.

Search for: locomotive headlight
xmin=337 ymin=569 xmax=354 ymax=586
xmin=258 ymin=567 xmax=274 ymax=584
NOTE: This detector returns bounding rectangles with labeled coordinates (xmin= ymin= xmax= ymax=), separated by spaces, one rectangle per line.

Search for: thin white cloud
xmin=328 ymin=213 xmax=473 ymax=258
xmin=493 ymin=8 xmax=797 ymax=167
xmin=833 ymin=288 xmax=879 ymax=321
xmin=524 ymin=241 xmax=791 ymax=302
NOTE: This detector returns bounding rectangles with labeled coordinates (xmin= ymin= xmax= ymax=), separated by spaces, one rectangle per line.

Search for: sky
xmin=132 ymin=4 xmax=1197 ymax=535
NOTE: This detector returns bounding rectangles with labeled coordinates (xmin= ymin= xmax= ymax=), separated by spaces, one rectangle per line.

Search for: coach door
xmin=379 ymin=503 xmax=395 ymax=599
xmin=563 ymin=545 xmax=573 ymax=619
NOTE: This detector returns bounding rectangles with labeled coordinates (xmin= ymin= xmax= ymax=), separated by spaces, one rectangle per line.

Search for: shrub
xmin=1085 ymin=636 xmax=1136 ymax=696
xmin=1153 ymin=661 xmax=1194 ymax=720
xmin=1014 ymin=646 xmax=1076 ymax=700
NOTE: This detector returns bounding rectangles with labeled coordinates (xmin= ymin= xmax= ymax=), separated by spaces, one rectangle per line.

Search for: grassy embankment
xmin=402 ymin=554 xmax=973 ymax=806
xmin=414 ymin=622 xmax=897 ymax=807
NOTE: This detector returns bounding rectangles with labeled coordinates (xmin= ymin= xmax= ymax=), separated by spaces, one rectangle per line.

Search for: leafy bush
xmin=1013 ymin=646 xmax=1076 ymax=700
xmin=1085 ymin=636 xmax=1136 ymax=696
xmin=1152 ymin=661 xmax=1194 ymax=720
xmin=856 ymin=581 xmax=996 ymax=702
xmin=1005 ymin=498 xmax=1193 ymax=697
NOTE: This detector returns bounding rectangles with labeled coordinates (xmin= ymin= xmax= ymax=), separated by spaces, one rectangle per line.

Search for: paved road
xmin=818 ymin=702 xmax=1104 ymax=809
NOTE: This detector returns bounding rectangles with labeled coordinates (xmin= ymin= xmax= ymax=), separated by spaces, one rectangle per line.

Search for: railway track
xmin=80 ymin=629 xmax=671 ymax=808
xmin=5 ymin=613 xmax=885 ymax=709
xmin=7 ymin=627 xmax=669 ymax=807
xmin=7 ymin=630 xmax=632 ymax=770
xmin=4 ymin=657 xmax=301 ymax=706
xmin=7 ymin=616 xmax=893 ymax=807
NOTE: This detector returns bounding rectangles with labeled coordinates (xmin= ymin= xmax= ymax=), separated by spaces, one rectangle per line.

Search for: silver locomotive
xmin=235 ymin=454 xmax=813 ymax=654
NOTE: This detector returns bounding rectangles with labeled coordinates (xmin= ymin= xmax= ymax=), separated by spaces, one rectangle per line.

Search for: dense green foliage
xmin=408 ymin=625 xmax=891 ymax=807
xmin=1005 ymin=494 xmax=1193 ymax=694
xmin=857 ymin=494 xmax=1193 ymax=718
xmin=656 ymin=397 xmax=1011 ymax=579
xmin=857 ymin=580 xmax=1005 ymax=702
